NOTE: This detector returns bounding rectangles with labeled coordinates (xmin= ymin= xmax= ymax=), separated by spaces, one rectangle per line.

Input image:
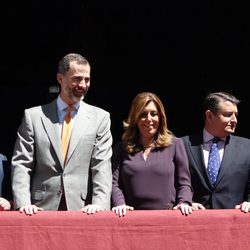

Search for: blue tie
xmin=207 ymin=137 xmax=220 ymax=185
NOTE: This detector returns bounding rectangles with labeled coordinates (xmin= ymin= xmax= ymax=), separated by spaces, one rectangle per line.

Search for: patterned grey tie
xmin=207 ymin=137 xmax=220 ymax=185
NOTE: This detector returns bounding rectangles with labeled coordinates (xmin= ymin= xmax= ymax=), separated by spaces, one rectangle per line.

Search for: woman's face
xmin=137 ymin=101 xmax=160 ymax=140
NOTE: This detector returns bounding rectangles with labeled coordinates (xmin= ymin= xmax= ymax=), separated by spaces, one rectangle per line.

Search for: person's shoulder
xmin=0 ymin=153 xmax=7 ymax=162
xmin=230 ymin=135 xmax=250 ymax=144
xmin=171 ymin=136 xmax=187 ymax=147
xmin=81 ymin=102 xmax=110 ymax=115
xmin=24 ymin=100 xmax=58 ymax=118
xmin=23 ymin=105 xmax=43 ymax=118
xmin=179 ymin=132 xmax=204 ymax=148
xmin=172 ymin=136 xmax=182 ymax=143
xmin=24 ymin=105 xmax=42 ymax=112
xmin=180 ymin=134 xmax=188 ymax=140
xmin=25 ymin=100 xmax=55 ymax=113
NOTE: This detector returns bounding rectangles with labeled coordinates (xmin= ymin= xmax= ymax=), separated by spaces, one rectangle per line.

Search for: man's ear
xmin=57 ymin=73 xmax=63 ymax=85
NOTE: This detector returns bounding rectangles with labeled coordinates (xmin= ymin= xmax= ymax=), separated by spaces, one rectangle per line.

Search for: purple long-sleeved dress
xmin=112 ymin=137 xmax=192 ymax=209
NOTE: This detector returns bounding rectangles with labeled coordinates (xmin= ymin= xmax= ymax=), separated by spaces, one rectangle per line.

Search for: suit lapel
xmin=215 ymin=136 xmax=236 ymax=185
xmin=41 ymin=100 xmax=64 ymax=167
xmin=65 ymin=102 xmax=91 ymax=164
xmin=188 ymin=134 xmax=213 ymax=188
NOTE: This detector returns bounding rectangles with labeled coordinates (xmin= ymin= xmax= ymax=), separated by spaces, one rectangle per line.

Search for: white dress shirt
xmin=203 ymin=129 xmax=225 ymax=169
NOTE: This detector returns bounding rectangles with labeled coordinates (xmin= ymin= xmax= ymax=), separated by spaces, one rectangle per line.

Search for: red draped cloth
xmin=0 ymin=210 xmax=249 ymax=250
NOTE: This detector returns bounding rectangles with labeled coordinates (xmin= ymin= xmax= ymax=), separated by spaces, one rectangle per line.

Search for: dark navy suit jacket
xmin=0 ymin=154 xmax=12 ymax=201
xmin=182 ymin=133 xmax=250 ymax=209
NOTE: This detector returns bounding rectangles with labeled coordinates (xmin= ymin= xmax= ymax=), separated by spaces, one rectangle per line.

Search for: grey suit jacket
xmin=182 ymin=133 xmax=250 ymax=208
xmin=11 ymin=99 xmax=112 ymax=210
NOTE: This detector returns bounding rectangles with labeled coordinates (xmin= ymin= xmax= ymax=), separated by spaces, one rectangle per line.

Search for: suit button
xmin=57 ymin=190 xmax=62 ymax=195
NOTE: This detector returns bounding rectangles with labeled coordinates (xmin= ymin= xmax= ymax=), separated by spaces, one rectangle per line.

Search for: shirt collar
xmin=203 ymin=128 xmax=226 ymax=144
xmin=57 ymin=95 xmax=80 ymax=112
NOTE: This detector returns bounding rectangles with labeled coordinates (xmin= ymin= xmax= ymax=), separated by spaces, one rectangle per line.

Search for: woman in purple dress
xmin=111 ymin=92 xmax=193 ymax=216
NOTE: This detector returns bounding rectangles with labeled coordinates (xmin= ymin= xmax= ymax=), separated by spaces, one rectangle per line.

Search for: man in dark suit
xmin=0 ymin=153 xmax=11 ymax=210
xmin=182 ymin=92 xmax=250 ymax=212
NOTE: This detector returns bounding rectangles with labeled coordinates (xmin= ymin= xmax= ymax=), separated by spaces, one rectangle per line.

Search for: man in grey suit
xmin=182 ymin=92 xmax=250 ymax=212
xmin=11 ymin=53 xmax=113 ymax=215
